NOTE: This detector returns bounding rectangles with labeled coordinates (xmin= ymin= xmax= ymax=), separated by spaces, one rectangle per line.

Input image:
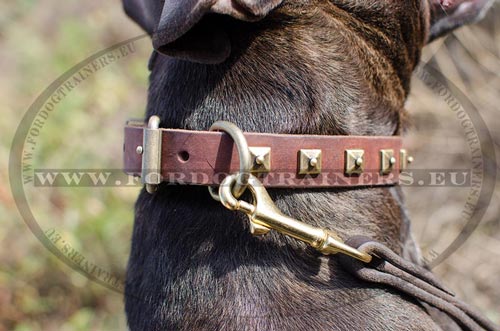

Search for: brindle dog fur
xmin=122 ymin=1 xmax=494 ymax=330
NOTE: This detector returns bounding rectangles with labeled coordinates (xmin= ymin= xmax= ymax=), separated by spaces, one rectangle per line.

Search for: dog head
xmin=124 ymin=0 xmax=494 ymax=64
xmin=123 ymin=0 xmax=494 ymax=135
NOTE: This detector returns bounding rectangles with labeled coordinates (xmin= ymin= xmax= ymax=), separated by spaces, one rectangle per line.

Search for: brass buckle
xmin=142 ymin=116 xmax=162 ymax=194
xmin=218 ymin=174 xmax=372 ymax=263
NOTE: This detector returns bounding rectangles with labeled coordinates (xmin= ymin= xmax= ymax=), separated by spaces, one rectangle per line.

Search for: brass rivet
xmin=355 ymin=157 xmax=364 ymax=167
xmin=255 ymin=155 xmax=266 ymax=165
xmin=309 ymin=157 xmax=318 ymax=167
xmin=299 ymin=149 xmax=322 ymax=175
xmin=249 ymin=147 xmax=271 ymax=173
xmin=345 ymin=149 xmax=365 ymax=175
xmin=136 ymin=146 xmax=143 ymax=155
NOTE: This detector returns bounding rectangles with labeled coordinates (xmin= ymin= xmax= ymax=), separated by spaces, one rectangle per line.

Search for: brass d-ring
xmin=208 ymin=121 xmax=252 ymax=201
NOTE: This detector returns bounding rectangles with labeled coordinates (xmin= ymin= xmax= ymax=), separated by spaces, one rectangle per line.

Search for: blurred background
xmin=0 ymin=1 xmax=499 ymax=330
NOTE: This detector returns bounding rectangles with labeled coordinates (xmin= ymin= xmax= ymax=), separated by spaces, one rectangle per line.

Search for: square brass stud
xmin=399 ymin=149 xmax=414 ymax=172
xmin=400 ymin=149 xmax=408 ymax=171
xmin=298 ymin=149 xmax=322 ymax=175
xmin=249 ymin=147 xmax=271 ymax=173
xmin=380 ymin=149 xmax=396 ymax=175
xmin=345 ymin=149 xmax=365 ymax=175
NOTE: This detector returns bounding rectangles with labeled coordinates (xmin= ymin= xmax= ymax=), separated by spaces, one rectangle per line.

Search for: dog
xmin=122 ymin=1 xmax=495 ymax=330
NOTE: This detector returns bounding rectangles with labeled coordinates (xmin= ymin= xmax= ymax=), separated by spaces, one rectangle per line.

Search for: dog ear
xmin=427 ymin=0 xmax=494 ymax=42
xmin=123 ymin=0 xmax=283 ymax=63
xmin=123 ymin=0 xmax=164 ymax=35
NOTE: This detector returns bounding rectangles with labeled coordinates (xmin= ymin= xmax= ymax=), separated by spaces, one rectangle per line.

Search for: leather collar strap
xmin=124 ymin=120 xmax=409 ymax=188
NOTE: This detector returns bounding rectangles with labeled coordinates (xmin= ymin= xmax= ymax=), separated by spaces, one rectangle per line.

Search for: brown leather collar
xmin=123 ymin=120 xmax=411 ymax=188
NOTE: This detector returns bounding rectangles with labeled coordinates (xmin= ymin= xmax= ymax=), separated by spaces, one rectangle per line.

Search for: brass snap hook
xmin=219 ymin=174 xmax=373 ymax=263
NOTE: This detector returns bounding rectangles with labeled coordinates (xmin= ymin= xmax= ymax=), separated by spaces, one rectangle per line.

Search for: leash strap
xmin=339 ymin=237 xmax=499 ymax=331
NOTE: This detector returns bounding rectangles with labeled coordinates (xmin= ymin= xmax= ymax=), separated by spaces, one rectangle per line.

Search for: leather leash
xmin=123 ymin=118 xmax=498 ymax=331
xmin=339 ymin=237 xmax=499 ymax=331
